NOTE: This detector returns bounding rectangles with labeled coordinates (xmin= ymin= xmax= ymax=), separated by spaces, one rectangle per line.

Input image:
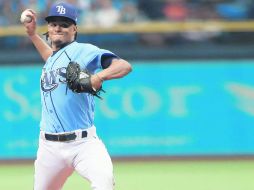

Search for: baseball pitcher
xmin=21 ymin=2 xmax=132 ymax=190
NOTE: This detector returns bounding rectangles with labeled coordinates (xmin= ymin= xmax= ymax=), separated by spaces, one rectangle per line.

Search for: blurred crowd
xmin=1 ymin=0 xmax=254 ymax=53
xmin=0 ymin=0 xmax=254 ymax=27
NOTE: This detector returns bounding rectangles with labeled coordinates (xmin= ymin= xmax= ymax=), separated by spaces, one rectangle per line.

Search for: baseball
xmin=20 ymin=10 xmax=33 ymax=23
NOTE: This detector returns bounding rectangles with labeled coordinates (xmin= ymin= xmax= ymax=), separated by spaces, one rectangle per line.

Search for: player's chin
xmin=52 ymin=36 xmax=66 ymax=43
xmin=53 ymin=39 xmax=70 ymax=49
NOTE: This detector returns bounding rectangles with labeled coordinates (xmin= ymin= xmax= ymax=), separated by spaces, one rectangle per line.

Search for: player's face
xmin=48 ymin=18 xmax=77 ymax=50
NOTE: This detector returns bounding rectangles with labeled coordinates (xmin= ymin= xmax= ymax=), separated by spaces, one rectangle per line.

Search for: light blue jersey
xmin=40 ymin=41 xmax=116 ymax=133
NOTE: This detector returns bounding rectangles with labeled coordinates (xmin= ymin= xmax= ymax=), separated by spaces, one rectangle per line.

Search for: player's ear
xmin=73 ymin=25 xmax=77 ymax=33
xmin=73 ymin=26 xmax=78 ymax=40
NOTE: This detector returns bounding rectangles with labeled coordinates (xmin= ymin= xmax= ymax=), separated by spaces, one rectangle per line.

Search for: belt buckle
xmin=61 ymin=132 xmax=77 ymax=141
xmin=69 ymin=133 xmax=77 ymax=141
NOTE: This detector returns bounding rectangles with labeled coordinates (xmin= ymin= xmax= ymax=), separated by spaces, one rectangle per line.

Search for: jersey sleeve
xmin=98 ymin=49 xmax=119 ymax=68
xmin=101 ymin=53 xmax=119 ymax=69
xmin=84 ymin=46 xmax=119 ymax=72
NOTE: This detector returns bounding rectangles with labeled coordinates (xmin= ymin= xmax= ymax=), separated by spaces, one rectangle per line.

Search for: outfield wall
xmin=1 ymin=60 xmax=254 ymax=159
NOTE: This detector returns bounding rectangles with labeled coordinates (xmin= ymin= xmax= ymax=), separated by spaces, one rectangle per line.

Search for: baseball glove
xmin=66 ymin=61 xmax=104 ymax=99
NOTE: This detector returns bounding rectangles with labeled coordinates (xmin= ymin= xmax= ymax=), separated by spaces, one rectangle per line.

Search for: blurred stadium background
xmin=0 ymin=0 xmax=254 ymax=189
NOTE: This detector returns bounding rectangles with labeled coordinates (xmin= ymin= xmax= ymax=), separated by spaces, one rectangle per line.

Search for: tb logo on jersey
xmin=56 ymin=5 xmax=66 ymax=14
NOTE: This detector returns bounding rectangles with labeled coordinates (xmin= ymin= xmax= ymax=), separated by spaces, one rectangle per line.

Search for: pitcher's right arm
xmin=21 ymin=9 xmax=53 ymax=61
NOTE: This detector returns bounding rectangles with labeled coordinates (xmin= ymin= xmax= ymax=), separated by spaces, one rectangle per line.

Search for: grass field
xmin=0 ymin=160 xmax=253 ymax=190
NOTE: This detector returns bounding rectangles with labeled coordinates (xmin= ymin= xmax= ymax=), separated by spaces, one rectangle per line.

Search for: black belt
xmin=44 ymin=131 xmax=88 ymax=142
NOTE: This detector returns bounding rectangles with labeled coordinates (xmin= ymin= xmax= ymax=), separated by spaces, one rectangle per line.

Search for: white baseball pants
xmin=33 ymin=126 xmax=114 ymax=190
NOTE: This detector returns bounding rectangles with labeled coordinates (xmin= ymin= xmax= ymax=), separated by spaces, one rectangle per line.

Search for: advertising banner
xmin=1 ymin=60 xmax=254 ymax=158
